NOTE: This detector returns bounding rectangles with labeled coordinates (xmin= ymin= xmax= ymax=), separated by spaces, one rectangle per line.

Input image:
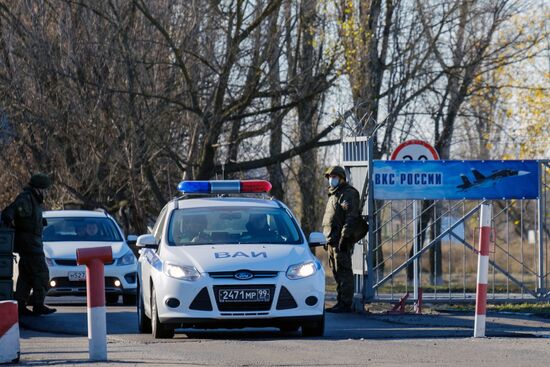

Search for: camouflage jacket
xmin=1 ymin=187 xmax=45 ymax=254
xmin=321 ymin=182 xmax=360 ymax=246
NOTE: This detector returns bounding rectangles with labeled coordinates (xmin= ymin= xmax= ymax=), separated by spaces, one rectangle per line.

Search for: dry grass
xmin=372 ymin=237 xmax=543 ymax=292
xmin=318 ymin=236 xmax=545 ymax=296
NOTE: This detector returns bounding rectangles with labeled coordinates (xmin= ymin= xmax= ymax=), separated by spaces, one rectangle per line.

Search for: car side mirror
xmin=308 ymin=232 xmax=327 ymax=247
xmin=127 ymin=235 xmax=138 ymax=245
xmin=136 ymin=234 xmax=158 ymax=248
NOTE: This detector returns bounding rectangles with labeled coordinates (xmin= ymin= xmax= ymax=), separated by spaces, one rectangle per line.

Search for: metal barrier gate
xmin=344 ymin=138 xmax=549 ymax=304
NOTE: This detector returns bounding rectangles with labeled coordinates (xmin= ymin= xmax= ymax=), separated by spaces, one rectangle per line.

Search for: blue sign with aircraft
xmin=373 ymin=160 xmax=540 ymax=200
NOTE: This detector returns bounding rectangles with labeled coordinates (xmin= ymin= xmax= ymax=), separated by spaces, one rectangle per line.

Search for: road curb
xmin=369 ymin=312 xmax=548 ymax=338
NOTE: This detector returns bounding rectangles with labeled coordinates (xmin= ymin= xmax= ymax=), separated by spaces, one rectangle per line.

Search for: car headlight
xmin=163 ymin=262 xmax=200 ymax=281
xmin=116 ymin=251 xmax=136 ymax=266
xmin=45 ymin=257 xmax=55 ymax=267
xmin=286 ymin=261 xmax=317 ymax=280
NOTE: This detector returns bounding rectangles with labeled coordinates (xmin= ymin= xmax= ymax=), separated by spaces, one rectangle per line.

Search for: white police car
xmin=42 ymin=210 xmax=138 ymax=304
xmin=136 ymin=180 xmax=326 ymax=338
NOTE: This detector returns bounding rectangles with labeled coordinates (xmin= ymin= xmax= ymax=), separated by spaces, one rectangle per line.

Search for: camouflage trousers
xmin=15 ymin=253 xmax=50 ymax=308
xmin=328 ymin=245 xmax=354 ymax=307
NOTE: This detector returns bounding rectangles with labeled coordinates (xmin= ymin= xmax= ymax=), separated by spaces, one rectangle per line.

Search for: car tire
xmin=301 ymin=312 xmax=325 ymax=337
xmin=123 ymin=294 xmax=137 ymax=306
xmin=151 ymin=285 xmax=174 ymax=339
xmin=137 ymin=280 xmax=152 ymax=334
xmin=106 ymin=294 xmax=119 ymax=305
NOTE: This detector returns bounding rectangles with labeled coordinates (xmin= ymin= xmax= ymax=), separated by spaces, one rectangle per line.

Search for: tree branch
xmin=217 ymin=112 xmax=350 ymax=174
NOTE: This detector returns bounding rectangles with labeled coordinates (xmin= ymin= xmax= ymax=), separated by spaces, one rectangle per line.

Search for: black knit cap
xmin=324 ymin=166 xmax=346 ymax=180
xmin=29 ymin=173 xmax=51 ymax=189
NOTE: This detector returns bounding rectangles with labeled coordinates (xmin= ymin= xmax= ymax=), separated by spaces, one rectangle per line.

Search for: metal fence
xmin=344 ymin=139 xmax=549 ymax=304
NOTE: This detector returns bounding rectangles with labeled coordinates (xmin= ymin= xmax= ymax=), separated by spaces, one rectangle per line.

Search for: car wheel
xmin=106 ymin=294 xmax=119 ymax=305
xmin=123 ymin=294 xmax=137 ymax=306
xmin=301 ymin=312 xmax=325 ymax=337
xmin=137 ymin=280 xmax=151 ymax=334
xmin=151 ymin=285 xmax=174 ymax=339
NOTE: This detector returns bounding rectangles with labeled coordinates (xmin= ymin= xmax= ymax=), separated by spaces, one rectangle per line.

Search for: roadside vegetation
xmin=0 ymin=1 xmax=548 ymax=300
xmin=0 ymin=0 xmax=546 ymax=236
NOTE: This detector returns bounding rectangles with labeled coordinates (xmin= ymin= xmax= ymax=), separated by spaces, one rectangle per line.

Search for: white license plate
xmin=68 ymin=271 xmax=86 ymax=281
xmin=218 ymin=288 xmax=270 ymax=303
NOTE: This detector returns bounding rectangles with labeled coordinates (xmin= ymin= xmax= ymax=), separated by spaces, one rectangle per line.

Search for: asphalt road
xmin=14 ymin=298 xmax=550 ymax=366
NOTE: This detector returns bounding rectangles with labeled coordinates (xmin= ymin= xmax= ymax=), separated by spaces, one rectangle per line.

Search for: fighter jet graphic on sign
xmin=457 ymin=168 xmax=530 ymax=191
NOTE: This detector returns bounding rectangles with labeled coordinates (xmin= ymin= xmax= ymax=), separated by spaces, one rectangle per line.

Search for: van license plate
xmin=68 ymin=271 xmax=86 ymax=281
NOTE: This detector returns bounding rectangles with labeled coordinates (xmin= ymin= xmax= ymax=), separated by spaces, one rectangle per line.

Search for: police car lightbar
xmin=177 ymin=180 xmax=272 ymax=194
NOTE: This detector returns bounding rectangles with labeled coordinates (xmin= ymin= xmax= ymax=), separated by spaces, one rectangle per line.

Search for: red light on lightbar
xmin=240 ymin=180 xmax=272 ymax=193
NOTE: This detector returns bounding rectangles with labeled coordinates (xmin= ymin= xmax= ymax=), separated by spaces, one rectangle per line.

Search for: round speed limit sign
xmin=390 ymin=140 xmax=439 ymax=161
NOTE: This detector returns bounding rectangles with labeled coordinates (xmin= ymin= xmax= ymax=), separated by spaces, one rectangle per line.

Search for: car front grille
xmin=208 ymin=271 xmax=278 ymax=279
xmin=276 ymin=286 xmax=297 ymax=310
xmin=54 ymin=258 xmax=115 ymax=266
xmin=51 ymin=276 xmax=119 ymax=288
xmin=189 ymin=287 xmax=213 ymax=311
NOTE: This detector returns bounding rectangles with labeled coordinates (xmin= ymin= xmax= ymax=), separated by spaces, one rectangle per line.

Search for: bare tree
xmin=0 ymin=0 xmax=340 ymax=232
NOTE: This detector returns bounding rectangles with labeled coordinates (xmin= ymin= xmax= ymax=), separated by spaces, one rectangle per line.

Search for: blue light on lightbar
xmin=177 ymin=181 xmax=210 ymax=193
xmin=177 ymin=180 xmax=272 ymax=194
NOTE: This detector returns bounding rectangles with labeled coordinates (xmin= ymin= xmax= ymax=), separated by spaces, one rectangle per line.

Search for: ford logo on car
xmin=234 ymin=271 xmax=254 ymax=280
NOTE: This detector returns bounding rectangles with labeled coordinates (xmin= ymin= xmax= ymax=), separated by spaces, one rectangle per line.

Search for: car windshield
xmin=168 ymin=207 xmax=303 ymax=245
xmin=43 ymin=217 xmax=123 ymax=242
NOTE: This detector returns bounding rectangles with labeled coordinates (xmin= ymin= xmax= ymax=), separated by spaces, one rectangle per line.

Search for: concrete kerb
xmin=369 ymin=311 xmax=550 ymax=338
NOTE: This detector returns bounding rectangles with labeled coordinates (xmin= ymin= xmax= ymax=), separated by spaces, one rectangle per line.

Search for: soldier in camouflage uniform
xmin=322 ymin=166 xmax=360 ymax=313
xmin=2 ymin=173 xmax=56 ymax=316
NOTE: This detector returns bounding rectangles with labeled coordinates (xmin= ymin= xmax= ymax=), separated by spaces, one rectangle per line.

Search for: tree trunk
xmin=295 ymin=0 xmax=321 ymax=236
xmin=266 ymin=6 xmax=284 ymax=200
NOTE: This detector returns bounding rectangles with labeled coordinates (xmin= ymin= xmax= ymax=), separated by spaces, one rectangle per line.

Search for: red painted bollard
xmin=0 ymin=301 xmax=20 ymax=364
xmin=76 ymin=246 xmax=112 ymax=361
xmin=474 ymin=203 xmax=492 ymax=337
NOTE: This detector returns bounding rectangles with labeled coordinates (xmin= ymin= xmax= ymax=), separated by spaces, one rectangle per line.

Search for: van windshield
xmin=43 ymin=217 xmax=123 ymax=242
xmin=167 ymin=207 xmax=303 ymax=245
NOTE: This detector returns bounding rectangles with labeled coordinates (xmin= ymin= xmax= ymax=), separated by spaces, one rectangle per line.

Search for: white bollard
xmin=474 ymin=203 xmax=492 ymax=338
xmin=0 ymin=300 xmax=20 ymax=364
xmin=88 ymin=306 xmax=107 ymax=360
xmin=76 ymin=246 xmax=112 ymax=361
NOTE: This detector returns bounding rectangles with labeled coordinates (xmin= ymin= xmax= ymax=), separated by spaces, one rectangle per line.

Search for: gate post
xmin=536 ymin=162 xmax=546 ymax=296
xmin=412 ymin=200 xmax=421 ymax=303
xmin=474 ymin=202 xmax=492 ymax=338
xmin=364 ymin=137 xmax=375 ymax=301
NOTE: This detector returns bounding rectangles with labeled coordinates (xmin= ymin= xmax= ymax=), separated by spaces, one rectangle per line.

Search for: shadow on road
xmin=18 ymin=302 xmax=550 ymax=341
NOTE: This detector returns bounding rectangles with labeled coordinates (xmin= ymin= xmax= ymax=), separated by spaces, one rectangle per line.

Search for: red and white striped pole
xmin=0 ymin=300 xmax=20 ymax=364
xmin=474 ymin=203 xmax=492 ymax=338
xmin=76 ymin=246 xmax=112 ymax=361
